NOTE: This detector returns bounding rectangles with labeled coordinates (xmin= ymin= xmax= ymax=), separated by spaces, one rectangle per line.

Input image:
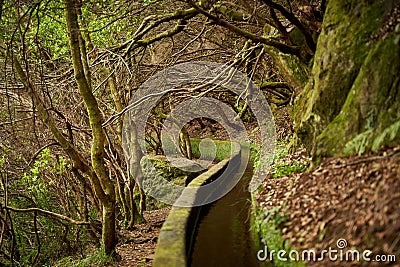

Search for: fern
xmin=343 ymin=129 xmax=373 ymax=156
xmin=372 ymin=120 xmax=400 ymax=151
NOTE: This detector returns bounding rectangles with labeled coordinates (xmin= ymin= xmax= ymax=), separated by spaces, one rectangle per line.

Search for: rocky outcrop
xmin=294 ymin=0 xmax=400 ymax=159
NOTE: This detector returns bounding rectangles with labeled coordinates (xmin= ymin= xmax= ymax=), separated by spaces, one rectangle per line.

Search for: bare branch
xmin=110 ymin=8 xmax=198 ymax=54
xmin=27 ymin=142 xmax=60 ymax=168
xmin=260 ymin=0 xmax=316 ymax=52
xmin=5 ymin=206 xmax=89 ymax=225
xmin=187 ymin=1 xmax=301 ymax=57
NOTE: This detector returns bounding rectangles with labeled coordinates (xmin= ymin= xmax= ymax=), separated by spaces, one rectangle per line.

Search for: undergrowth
xmin=53 ymin=248 xmax=115 ymax=267
xmin=250 ymin=138 xmax=307 ymax=267
xmin=251 ymin=197 xmax=305 ymax=267
xmin=251 ymin=139 xmax=308 ymax=178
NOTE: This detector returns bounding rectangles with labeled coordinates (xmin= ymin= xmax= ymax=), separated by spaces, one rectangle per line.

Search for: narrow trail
xmin=115 ymin=208 xmax=170 ymax=267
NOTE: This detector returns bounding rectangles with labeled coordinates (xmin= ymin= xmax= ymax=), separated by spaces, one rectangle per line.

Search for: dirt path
xmin=114 ymin=208 xmax=170 ymax=267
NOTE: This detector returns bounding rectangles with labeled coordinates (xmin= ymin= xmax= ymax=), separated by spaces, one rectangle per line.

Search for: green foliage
xmin=35 ymin=1 xmax=69 ymax=60
xmin=342 ymin=110 xmax=377 ymax=156
xmin=343 ymin=130 xmax=373 ymax=156
xmin=252 ymin=139 xmax=307 ymax=178
xmin=82 ymin=2 xmax=140 ymax=48
xmin=73 ymin=249 xmax=114 ymax=267
xmin=250 ymin=138 xmax=271 ymax=173
xmin=271 ymin=160 xmax=307 ymax=178
xmin=372 ymin=120 xmax=400 ymax=152
xmin=0 ymin=148 xmax=92 ymax=266
xmin=1 ymin=0 xmax=141 ymax=63
xmin=0 ymin=146 xmax=10 ymax=171
xmin=0 ymin=1 xmax=69 ymax=62
xmin=251 ymin=199 xmax=305 ymax=267
xmin=53 ymin=248 xmax=115 ymax=267
xmin=20 ymin=148 xmax=67 ymax=210
xmin=263 ymin=206 xmax=288 ymax=226
xmin=343 ymin=114 xmax=399 ymax=156
xmin=22 ymin=149 xmax=50 ymax=202
xmin=234 ymin=96 xmax=252 ymax=121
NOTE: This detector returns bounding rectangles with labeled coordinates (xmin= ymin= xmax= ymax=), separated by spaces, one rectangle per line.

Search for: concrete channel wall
xmin=153 ymin=143 xmax=241 ymax=267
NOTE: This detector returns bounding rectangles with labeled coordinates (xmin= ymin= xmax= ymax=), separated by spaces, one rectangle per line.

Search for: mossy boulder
xmin=141 ymin=155 xmax=203 ymax=186
xmin=316 ymin=33 xmax=400 ymax=156
xmin=263 ymin=24 xmax=309 ymax=91
xmin=294 ymin=0 xmax=400 ymax=159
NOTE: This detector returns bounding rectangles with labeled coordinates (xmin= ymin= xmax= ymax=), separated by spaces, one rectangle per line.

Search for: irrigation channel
xmin=154 ymin=143 xmax=274 ymax=267
xmin=189 ymin=159 xmax=259 ymax=266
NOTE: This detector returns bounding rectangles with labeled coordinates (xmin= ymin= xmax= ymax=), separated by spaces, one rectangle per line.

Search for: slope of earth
xmin=115 ymin=208 xmax=170 ymax=267
xmin=254 ymin=146 xmax=400 ymax=266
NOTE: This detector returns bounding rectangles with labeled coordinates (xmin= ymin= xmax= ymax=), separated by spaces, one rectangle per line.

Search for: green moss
xmin=251 ymin=196 xmax=305 ymax=267
xmin=153 ymin=143 xmax=242 ymax=266
xmin=265 ymin=46 xmax=309 ymax=90
xmin=190 ymin=138 xmax=234 ymax=161
xmin=53 ymin=248 xmax=115 ymax=267
xmin=153 ymin=207 xmax=190 ymax=267
xmin=141 ymin=155 xmax=194 ymax=184
xmin=271 ymin=160 xmax=308 ymax=178
xmin=263 ymin=24 xmax=309 ymax=90
xmin=315 ymin=32 xmax=400 ymax=157
xmin=294 ymin=0 xmax=398 ymax=158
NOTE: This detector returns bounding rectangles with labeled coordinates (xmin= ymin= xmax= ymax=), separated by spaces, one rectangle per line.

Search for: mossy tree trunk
xmin=294 ymin=0 xmax=400 ymax=159
xmin=101 ymin=66 xmax=145 ymax=225
xmin=123 ymin=119 xmax=145 ymax=228
xmin=63 ymin=0 xmax=116 ymax=255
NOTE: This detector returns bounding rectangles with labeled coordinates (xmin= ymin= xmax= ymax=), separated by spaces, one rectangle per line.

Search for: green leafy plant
xmin=251 ymin=139 xmax=306 ymax=178
xmin=271 ymin=160 xmax=308 ymax=178
xmin=73 ymin=249 xmax=115 ymax=267
xmin=53 ymin=248 xmax=115 ymax=267
xmin=250 ymin=138 xmax=274 ymax=173
xmin=251 ymin=200 xmax=305 ymax=267
xmin=263 ymin=206 xmax=288 ymax=226
xmin=343 ymin=129 xmax=373 ymax=156
xmin=372 ymin=120 xmax=400 ymax=151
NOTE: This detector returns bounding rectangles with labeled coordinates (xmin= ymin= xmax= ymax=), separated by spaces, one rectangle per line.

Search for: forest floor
xmin=114 ymin=208 xmax=170 ymax=267
xmin=254 ymin=145 xmax=400 ymax=266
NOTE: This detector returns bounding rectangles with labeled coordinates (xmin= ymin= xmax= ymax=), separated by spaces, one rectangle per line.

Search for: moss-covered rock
xmin=294 ymin=0 xmax=399 ymax=158
xmin=316 ymin=32 xmax=400 ymax=156
xmin=263 ymin=25 xmax=309 ymax=91
xmin=141 ymin=155 xmax=203 ymax=186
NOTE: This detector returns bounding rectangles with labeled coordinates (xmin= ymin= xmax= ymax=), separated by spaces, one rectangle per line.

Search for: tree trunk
xmin=127 ymin=183 xmax=144 ymax=228
xmin=115 ymin=176 xmax=129 ymax=226
xmin=63 ymin=0 xmax=116 ymax=255
xmin=123 ymin=120 xmax=145 ymax=228
xmin=139 ymin=188 xmax=146 ymax=215
xmin=294 ymin=0 xmax=400 ymax=160
xmin=102 ymin=201 xmax=116 ymax=255
xmin=179 ymin=128 xmax=192 ymax=160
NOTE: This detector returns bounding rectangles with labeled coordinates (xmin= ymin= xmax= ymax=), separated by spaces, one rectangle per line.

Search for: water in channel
xmin=188 ymin=164 xmax=268 ymax=267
